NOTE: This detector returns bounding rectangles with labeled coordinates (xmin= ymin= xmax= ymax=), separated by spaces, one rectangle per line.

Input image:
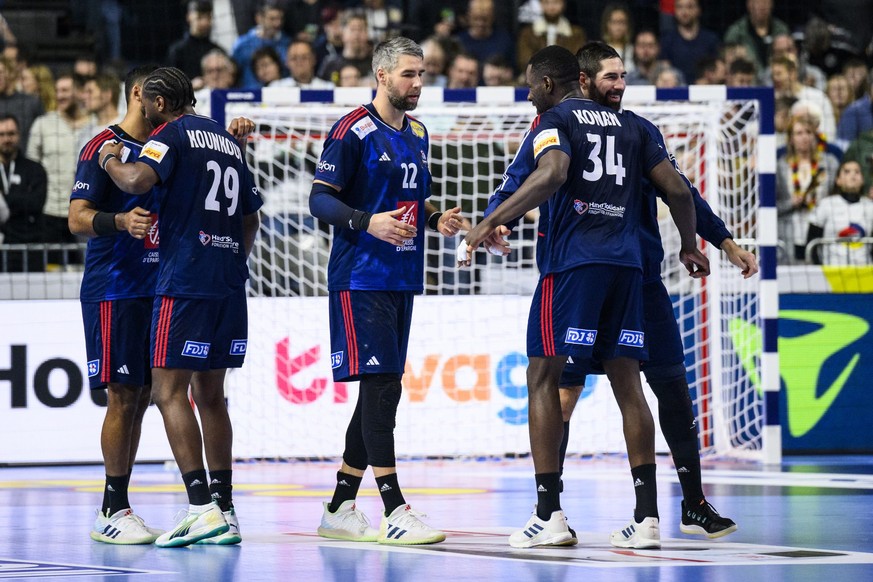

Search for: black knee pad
xmin=648 ymin=377 xmax=699 ymax=458
xmin=360 ymin=373 xmax=402 ymax=467
xmin=342 ymin=393 xmax=368 ymax=470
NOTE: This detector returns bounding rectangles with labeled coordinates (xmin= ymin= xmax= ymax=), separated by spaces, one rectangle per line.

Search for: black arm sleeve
xmin=308 ymin=182 xmax=371 ymax=231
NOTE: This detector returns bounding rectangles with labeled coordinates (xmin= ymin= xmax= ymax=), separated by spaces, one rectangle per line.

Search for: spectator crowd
xmin=2 ymin=0 xmax=873 ymax=268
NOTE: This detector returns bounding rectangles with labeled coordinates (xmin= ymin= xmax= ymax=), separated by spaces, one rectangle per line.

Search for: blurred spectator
xmin=726 ymin=58 xmax=757 ymax=87
xmin=776 ymin=115 xmax=840 ymax=263
xmin=770 ymin=55 xmax=836 ymax=142
xmin=721 ymin=41 xmax=754 ymax=72
xmin=284 ymin=0 xmax=322 ymax=42
xmin=26 ymin=72 xmax=96 ymax=255
xmin=421 ymin=38 xmax=449 ymax=87
xmin=812 ymin=1 xmax=873 ymax=72
xmin=827 ymin=75 xmax=855 ymax=130
xmin=406 ymin=0 xmax=515 ymax=44
xmin=318 ymin=13 xmax=373 ymax=85
xmin=482 ymin=55 xmax=515 ymax=87
xmin=516 ymin=0 xmax=587 ymax=74
xmin=19 ymin=65 xmax=56 ymax=112
xmin=0 ymin=114 xmax=47 ymax=271
xmin=843 ymin=129 xmax=873 ymax=194
xmin=251 ymin=46 xmax=284 ymax=87
xmin=336 ymin=63 xmax=364 ymax=87
xmin=723 ymin=0 xmax=789 ymax=74
xmin=232 ymin=0 xmax=291 ymax=88
xmin=694 ymin=56 xmax=726 ymax=85
xmin=167 ymin=0 xmax=225 ymax=83
xmin=313 ymin=7 xmax=344 ymax=71
xmin=600 ymin=3 xmax=635 ymax=74
xmin=842 ymin=58 xmax=870 ymax=102
xmin=837 ymin=81 xmax=873 ymax=149
xmin=760 ymin=33 xmax=826 ymax=90
xmin=659 ymin=0 xmax=721 ymax=85
xmin=0 ymin=13 xmax=16 ymax=52
xmin=456 ymin=0 xmax=514 ymax=76
xmin=446 ymin=53 xmax=479 ymax=89
xmin=193 ymin=50 xmax=238 ymax=118
xmin=73 ymin=54 xmax=98 ymax=79
xmin=360 ymin=0 xmax=404 ymax=43
xmin=273 ymin=40 xmax=334 ymax=88
xmin=0 ymin=58 xmax=43 ymax=153
xmin=653 ymin=64 xmax=683 ymax=88
xmin=83 ymin=73 xmax=121 ymax=127
xmin=807 ymin=160 xmax=873 ymax=265
xmin=625 ymin=29 xmax=661 ymax=85
xmin=774 ymin=95 xmax=797 ymax=149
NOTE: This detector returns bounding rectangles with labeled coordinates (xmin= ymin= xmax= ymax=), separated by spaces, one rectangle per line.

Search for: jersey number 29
xmin=204 ymin=160 xmax=239 ymax=215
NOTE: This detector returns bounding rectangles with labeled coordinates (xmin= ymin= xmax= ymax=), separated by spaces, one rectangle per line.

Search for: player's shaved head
xmin=528 ymin=45 xmax=580 ymax=89
xmin=142 ymin=67 xmax=196 ymax=113
xmin=576 ymin=41 xmax=621 ymax=80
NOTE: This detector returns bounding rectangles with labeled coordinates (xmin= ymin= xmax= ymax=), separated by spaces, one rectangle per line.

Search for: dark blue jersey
xmin=72 ymin=125 xmax=158 ymax=302
xmin=314 ymin=103 xmax=432 ymax=292
xmin=485 ymin=109 xmax=731 ymax=280
xmin=528 ymin=98 xmax=667 ymax=273
xmin=137 ymin=114 xmax=263 ymax=299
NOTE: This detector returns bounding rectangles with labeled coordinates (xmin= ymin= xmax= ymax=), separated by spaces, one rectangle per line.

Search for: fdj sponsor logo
xmin=230 ymin=339 xmax=247 ymax=356
xmin=182 ymin=341 xmax=211 ymax=358
xmin=331 ymin=351 xmax=343 ymax=369
xmin=565 ymin=328 xmax=596 ymax=345
xmin=618 ymin=330 xmax=644 ymax=347
xmin=316 ymin=160 xmax=336 ymax=172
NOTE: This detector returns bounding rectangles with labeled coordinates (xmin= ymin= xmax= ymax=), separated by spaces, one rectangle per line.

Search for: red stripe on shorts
xmin=153 ymin=297 xmax=174 ymax=368
xmin=340 ymin=291 xmax=358 ymax=376
xmin=541 ymin=274 xmax=555 ymax=356
xmin=100 ymin=300 xmax=112 ymax=383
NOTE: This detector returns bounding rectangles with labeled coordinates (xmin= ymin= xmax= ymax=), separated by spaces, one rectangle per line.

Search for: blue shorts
xmin=150 ymin=289 xmax=248 ymax=370
xmin=328 ymin=290 xmax=414 ymax=382
xmin=559 ymin=278 xmax=684 ymax=387
xmin=527 ymin=264 xmax=647 ymax=362
xmin=81 ymin=298 xmax=152 ymax=389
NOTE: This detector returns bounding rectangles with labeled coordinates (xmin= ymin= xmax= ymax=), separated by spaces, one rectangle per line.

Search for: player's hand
xmin=680 ymin=247 xmax=710 ymax=278
xmin=367 ymin=206 xmax=417 ymax=246
xmin=458 ymin=220 xmax=492 ymax=267
xmin=119 ymin=207 xmax=152 ymax=239
xmin=228 ymin=117 xmax=255 ymax=142
xmin=436 ymin=206 xmax=467 ymax=237
xmin=483 ymin=225 xmax=512 ymax=256
xmin=720 ymin=239 xmax=759 ymax=279
xmin=97 ymin=140 xmax=122 ymax=169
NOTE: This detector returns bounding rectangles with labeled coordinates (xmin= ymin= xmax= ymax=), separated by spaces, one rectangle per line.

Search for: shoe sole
xmin=317 ymin=528 xmax=379 ymax=542
xmin=609 ymin=537 xmax=661 ymax=549
xmin=509 ymin=532 xmax=574 ymax=549
xmin=377 ymin=532 xmax=446 ymax=545
xmin=90 ymin=531 xmax=159 ymax=545
xmin=680 ymin=523 xmax=738 ymax=539
xmin=196 ymin=533 xmax=242 ymax=545
xmin=155 ymin=523 xmax=230 ymax=548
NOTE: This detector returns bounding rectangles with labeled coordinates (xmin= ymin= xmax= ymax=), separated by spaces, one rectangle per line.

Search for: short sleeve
xmin=137 ymin=124 xmax=180 ymax=184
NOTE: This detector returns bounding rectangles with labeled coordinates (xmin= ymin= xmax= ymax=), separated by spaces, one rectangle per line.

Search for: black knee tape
xmin=360 ymin=373 xmax=402 ymax=467
xmin=342 ymin=391 xmax=369 ymax=470
xmin=648 ymin=377 xmax=699 ymax=459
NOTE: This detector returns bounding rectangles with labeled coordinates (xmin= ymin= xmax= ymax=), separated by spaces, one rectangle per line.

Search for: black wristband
xmin=101 ymin=153 xmax=118 ymax=171
xmin=427 ymin=211 xmax=442 ymax=231
xmin=350 ymin=209 xmax=372 ymax=232
xmin=92 ymin=211 xmax=120 ymax=236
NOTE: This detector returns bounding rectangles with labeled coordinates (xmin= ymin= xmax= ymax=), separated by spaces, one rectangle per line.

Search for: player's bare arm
xmin=720 ymin=238 xmax=759 ymax=278
xmin=648 ymin=158 xmax=709 ymax=278
xmin=68 ymin=198 xmax=152 ymax=239
xmin=98 ymin=141 xmax=160 ymax=195
xmin=461 ymin=149 xmax=569 ymax=266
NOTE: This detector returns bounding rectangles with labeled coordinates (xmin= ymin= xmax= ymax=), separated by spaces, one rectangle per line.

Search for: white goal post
xmin=211 ymin=85 xmax=780 ymax=464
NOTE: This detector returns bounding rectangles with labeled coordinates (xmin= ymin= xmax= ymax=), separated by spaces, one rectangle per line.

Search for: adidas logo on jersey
xmin=537 ymin=484 xmax=547 ymax=492
xmin=567 ymin=356 xmax=575 ymax=364
xmin=116 ymin=365 xmax=129 ymax=374
xmin=379 ymin=152 xmax=391 ymax=162
xmin=633 ymin=478 xmax=644 ymax=487
xmin=380 ymin=483 xmax=392 ymax=492
xmin=366 ymin=356 xmax=381 ymax=366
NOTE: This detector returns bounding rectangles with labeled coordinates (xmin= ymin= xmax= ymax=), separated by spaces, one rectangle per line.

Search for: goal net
xmin=213 ymin=86 xmax=778 ymax=463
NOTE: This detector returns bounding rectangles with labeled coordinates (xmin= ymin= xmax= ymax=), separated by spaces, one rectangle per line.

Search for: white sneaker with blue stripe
xmin=90 ymin=508 xmax=161 ymax=545
xmin=509 ymin=509 xmax=575 ymax=548
xmin=610 ymin=516 xmax=661 ymax=549
xmin=377 ymin=504 xmax=445 ymax=545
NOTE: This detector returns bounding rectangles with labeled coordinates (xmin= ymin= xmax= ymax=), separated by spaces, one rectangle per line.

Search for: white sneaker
xmin=197 ymin=507 xmax=242 ymax=545
xmin=509 ymin=509 xmax=575 ymax=548
xmin=155 ymin=502 xmax=229 ymax=548
xmin=377 ymin=504 xmax=446 ymax=545
xmin=318 ymin=501 xmax=379 ymax=542
xmin=90 ymin=508 xmax=161 ymax=545
xmin=610 ymin=516 xmax=661 ymax=549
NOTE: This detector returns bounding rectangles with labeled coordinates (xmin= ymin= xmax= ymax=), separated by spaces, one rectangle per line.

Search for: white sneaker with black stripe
xmin=610 ymin=516 xmax=661 ymax=549
xmin=377 ymin=504 xmax=445 ymax=545
xmin=90 ymin=508 xmax=161 ymax=545
xmin=509 ymin=509 xmax=575 ymax=548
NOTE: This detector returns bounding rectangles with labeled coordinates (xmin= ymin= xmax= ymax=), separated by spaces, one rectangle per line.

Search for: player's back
xmin=139 ymin=114 xmax=262 ymax=298
xmin=531 ymin=98 xmax=667 ymax=274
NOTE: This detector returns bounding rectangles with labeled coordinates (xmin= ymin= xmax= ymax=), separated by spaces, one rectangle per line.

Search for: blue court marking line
xmin=0 ymin=558 xmax=171 ymax=578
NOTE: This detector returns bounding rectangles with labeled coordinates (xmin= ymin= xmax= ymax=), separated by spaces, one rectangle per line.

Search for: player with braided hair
xmin=98 ymin=66 xmax=263 ymax=547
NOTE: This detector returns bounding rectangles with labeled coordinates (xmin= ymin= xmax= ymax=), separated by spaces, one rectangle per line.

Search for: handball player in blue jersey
xmin=309 ymin=36 xmax=465 ymax=546
xmin=98 ymin=67 xmax=262 ymax=548
xmin=70 ymin=65 xmax=163 ymax=545
xmin=463 ymin=45 xmax=709 ymax=548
